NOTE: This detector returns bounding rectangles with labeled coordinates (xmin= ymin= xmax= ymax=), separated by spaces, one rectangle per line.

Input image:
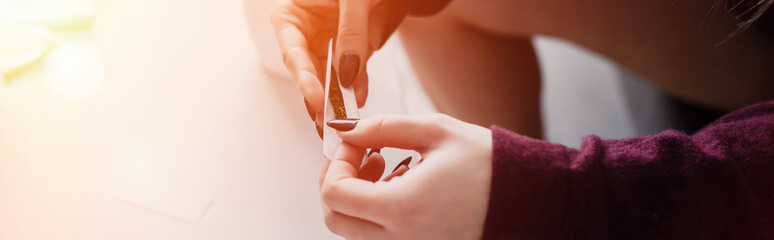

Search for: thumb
xmin=335 ymin=0 xmax=370 ymax=88
xmin=329 ymin=114 xmax=450 ymax=152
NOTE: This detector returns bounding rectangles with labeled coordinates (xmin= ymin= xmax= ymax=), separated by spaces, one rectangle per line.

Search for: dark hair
xmin=724 ymin=0 xmax=774 ymax=39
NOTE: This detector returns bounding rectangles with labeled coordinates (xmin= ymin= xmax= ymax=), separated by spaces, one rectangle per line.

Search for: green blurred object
xmin=0 ymin=0 xmax=95 ymax=83
xmin=0 ymin=24 xmax=59 ymax=83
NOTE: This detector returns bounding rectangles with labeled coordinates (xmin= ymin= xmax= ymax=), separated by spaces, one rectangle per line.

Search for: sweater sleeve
xmin=482 ymin=100 xmax=774 ymax=240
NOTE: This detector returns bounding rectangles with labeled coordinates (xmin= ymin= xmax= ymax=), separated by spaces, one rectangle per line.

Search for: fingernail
xmin=338 ymin=53 xmax=360 ymax=87
xmin=316 ymin=123 xmax=323 ymax=139
xmin=326 ymin=118 xmax=359 ymax=131
xmin=384 ymin=165 xmax=409 ymax=182
xmin=304 ymin=98 xmax=316 ymax=122
xmin=392 ymin=156 xmax=412 ymax=173
xmin=367 ymin=148 xmax=382 ymax=156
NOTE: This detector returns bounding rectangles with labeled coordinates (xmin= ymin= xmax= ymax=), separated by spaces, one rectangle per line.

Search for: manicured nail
xmin=392 ymin=156 xmax=412 ymax=173
xmin=304 ymin=98 xmax=316 ymax=122
xmin=338 ymin=53 xmax=360 ymax=87
xmin=384 ymin=165 xmax=408 ymax=181
xmin=327 ymin=118 xmax=359 ymax=131
xmin=367 ymin=148 xmax=382 ymax=156
xmin=316 ymin=123 xmax=323 ymax=139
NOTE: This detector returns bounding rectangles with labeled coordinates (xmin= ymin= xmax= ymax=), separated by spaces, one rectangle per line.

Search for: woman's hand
xmin=319 ymin=114 xmax=493 ymax=239
xmin=270 ymin=0 xmax=417 ymax=132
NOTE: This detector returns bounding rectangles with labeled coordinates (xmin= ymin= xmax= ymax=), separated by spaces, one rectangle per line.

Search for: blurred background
xmin=0 ymin=0 xmax=673 ymax=239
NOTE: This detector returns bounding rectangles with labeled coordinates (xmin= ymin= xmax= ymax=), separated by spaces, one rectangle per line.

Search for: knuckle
xmin=298 ymin=74 xmax=321 ymax=94
xmin=268 ymin=3 xmax=281 ymax=23
xmin=269 ymin=2 xmax=292 ymax=26
xmin=281 ymin=45 xmax=305 ymax=65
xmin=371 ymin=114 xmax=390 ymax=135
xmin=421 ymin=113 xmax=454 ymax=138
xmin=372 ymin=113 xmax=390 ymax=121
xmin=338 ymin=23 xmax=366 ymax=35
xmin=337 ymin=25 xmax=368 ymax=42
xmin=320 ymin=182 xmax=340 ymax=205
xmin=269 ymin=8 xmax=283 ymax=25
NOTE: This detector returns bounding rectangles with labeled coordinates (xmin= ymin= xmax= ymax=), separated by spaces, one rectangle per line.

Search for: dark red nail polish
xmin=338 ymin=53 xmax=360 ymax=87
xmin=368 ymin=148 xmax=382 ymax=156
xmin=327 ymin=118 xmax=358 ymax=131
xmin=392 ymin=156 xmax=412 ymax=173
xmin=384 ymin=165 xmax=408 ymax=182
xmin=304 ymin=98 xmax=316 ymax=122
xmin=316 ymin=123 xmax=323 ymax=139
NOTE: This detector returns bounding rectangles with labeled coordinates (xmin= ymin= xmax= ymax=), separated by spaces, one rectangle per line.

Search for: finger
xmin=354 ymin=69 xmax=369 ymax=108
xmin=323 ymin=206 xmax=384 ymax=239
xmin=304 ymin=98 xmax=317 ymax=122
xmin=314 ymin=122 xmax=323 ymax=139
xmin=336 ymin=114 xmax=450 ymax=151
xmin=319 ymin=156 xmax=331 ymax=189
xmin=316 ymin=109 xmax=324 ymax=125
xmin=367 ymin=148 xmax=381 ymax=156
xmin=358 ymin=151 xmax=385 ymax=182
xmin=391 ymin=156 xmax=412 ymax=173
xmin=367 ymin=0 xmax=412 ymax=52
xmin=271 ymin=11 xmax=325 ymax=114
xmin=335 ymin=0 xmax=370 ymax=88
xmin=322 ymin=142 xmax=390 ymax=221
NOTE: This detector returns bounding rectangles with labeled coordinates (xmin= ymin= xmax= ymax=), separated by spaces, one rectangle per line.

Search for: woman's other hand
xmin=319 ymin=114 xmax=492 ymax=239
xmin=270 ymin=0 xmax=426 ymax=131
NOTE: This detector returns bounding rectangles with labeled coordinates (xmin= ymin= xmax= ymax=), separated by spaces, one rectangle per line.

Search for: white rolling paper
xmin=323 ymin=39 xmax=360 ymax=159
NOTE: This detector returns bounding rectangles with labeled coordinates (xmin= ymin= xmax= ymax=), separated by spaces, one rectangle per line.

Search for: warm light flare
xmin=0 ymin=0 xmax=96 ymax=82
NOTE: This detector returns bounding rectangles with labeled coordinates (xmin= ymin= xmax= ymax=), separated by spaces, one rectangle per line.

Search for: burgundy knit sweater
xmin=484 ymin=100 xmax=774 ymax=239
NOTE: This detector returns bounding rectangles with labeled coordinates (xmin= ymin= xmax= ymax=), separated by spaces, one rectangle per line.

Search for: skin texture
xmin=319 ymin=114 xmax=492 ymax=240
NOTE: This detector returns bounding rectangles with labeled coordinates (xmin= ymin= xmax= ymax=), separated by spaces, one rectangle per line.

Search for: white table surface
xmin=0 ymin=0 xmax=353 ymax=238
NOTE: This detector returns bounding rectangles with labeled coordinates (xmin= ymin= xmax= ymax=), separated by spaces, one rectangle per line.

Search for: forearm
xmin=447 ymin=0 xmax=774 ymax=111
xmin=400 ymin=12 xmax=543 ymax=139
